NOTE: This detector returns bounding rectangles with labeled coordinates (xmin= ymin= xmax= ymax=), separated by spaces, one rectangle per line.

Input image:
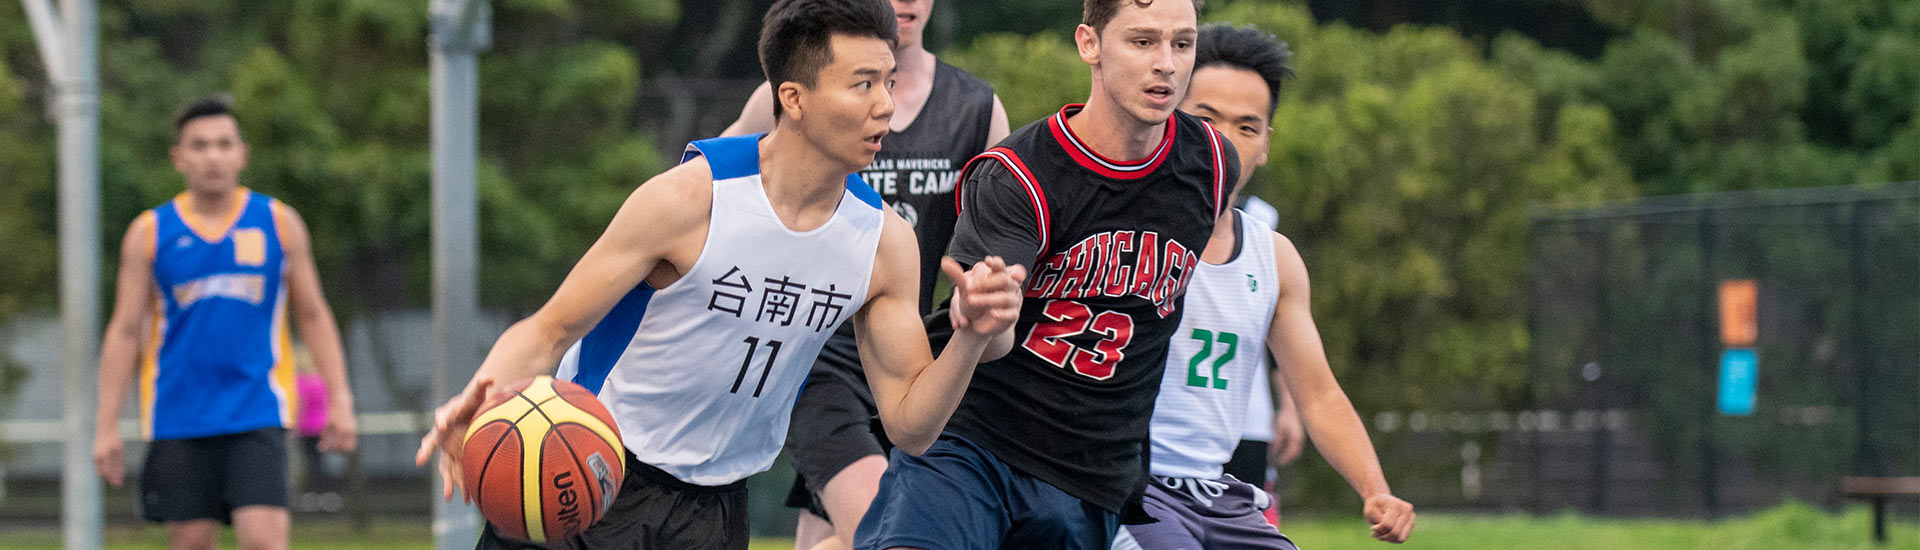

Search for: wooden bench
xmin=1841 ymin=476 xmax=1920 ymax=543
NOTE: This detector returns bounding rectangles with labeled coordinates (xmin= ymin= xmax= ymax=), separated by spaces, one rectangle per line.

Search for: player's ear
xmin=1075 ymin=24 xmax=1101 ymax=66
xmin=776 ymin=81 xmax=806 ymax=123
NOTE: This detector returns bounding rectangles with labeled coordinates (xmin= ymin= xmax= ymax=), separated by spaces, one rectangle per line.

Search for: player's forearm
xmin=470 ymin=316 xmax=575 ymax=388
xmin=94 ymin=325 xmax=143 ymax=435
xmin=1299 ymin=391 xmax=1392 ymax=498
xmin=881 ymin=330 xmax=992 ymax=454
xmin=295 ymin=308 xmax=354 ymax=410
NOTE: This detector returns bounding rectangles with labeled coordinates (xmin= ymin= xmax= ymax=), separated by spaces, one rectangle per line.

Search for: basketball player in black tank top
xmin=725 ymin=1 xmax=1009 ymax=548
xmin=854 ymin=1 xmax=1240 ymax=549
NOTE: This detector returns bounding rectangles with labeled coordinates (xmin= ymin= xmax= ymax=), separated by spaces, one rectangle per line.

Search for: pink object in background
xmin=297 ymin=373 xmax=328 ymax=438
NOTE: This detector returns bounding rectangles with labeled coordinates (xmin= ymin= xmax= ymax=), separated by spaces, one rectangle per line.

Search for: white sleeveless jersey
xmin=1148 ymin=211 xmax=1281 ymax=479
xmin=554 ymin=134 xmax=886 ymax=486
xmin=1237 ymin=196 xmax=1282 ymax=442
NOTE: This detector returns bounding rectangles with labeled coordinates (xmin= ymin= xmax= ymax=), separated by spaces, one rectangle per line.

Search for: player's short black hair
xmin=758 ymin=0 xmax=899 ymax=120
xmin=1082 ymin=0 xmax=1203 ymax=35
xmin=1195 ymin=24 xmax=1293 ymax=117
xmin=173 ymin=94 xmax=240 ymax=142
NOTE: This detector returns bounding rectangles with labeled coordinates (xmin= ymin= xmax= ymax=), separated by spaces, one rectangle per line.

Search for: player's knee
xmin=230 ymin=506 xmax=289 ymax=550
xmin=166 ymin=521 xmax=219 ymax=550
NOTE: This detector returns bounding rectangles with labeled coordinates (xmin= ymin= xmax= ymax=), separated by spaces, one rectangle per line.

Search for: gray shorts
xmin=1112 ymin=475 xmax=1298 ymax=550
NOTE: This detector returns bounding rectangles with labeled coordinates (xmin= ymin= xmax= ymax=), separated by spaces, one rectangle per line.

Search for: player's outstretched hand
xmin=941 ymin=256 xmax=1027 ymax=336
xmin=1364 ymin=493 xmax=1415 ymax=543
xmin=414 ymin=378 xmax=497 ymax=502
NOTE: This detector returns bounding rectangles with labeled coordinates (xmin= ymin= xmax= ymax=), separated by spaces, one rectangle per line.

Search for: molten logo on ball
xmin=553 ymin=471 xmax=583 ymax=534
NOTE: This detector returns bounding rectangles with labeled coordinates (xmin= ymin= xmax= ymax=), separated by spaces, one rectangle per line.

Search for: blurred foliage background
xmin=1 ymin=0 xmax=1916 ymax=516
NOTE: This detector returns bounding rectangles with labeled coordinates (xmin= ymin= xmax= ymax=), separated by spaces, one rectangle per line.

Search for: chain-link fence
xmin=1520 ymin=181 xmax=1920 ymax=517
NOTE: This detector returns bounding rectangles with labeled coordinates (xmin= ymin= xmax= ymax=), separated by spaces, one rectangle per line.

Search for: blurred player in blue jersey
xmin=94 ymin=95 xmax=358 ymax=550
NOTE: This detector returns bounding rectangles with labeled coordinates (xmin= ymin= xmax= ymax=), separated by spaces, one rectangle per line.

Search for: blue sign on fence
xmin=1718 ymin=348 xmax=1758 ymax=416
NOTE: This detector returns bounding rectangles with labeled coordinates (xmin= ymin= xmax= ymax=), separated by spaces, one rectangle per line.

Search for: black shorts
xmin=478 ymin=453 xmax=749 ymax=550
xmin=782 ymin=348 xmax=886 ymax=519
xmin=139 ymin=427 xmax=289 ymax=524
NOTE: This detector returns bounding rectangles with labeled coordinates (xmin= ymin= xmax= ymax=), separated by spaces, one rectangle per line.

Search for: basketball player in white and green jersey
xmin=1113 ymin=24 xmax=1414 ymax=549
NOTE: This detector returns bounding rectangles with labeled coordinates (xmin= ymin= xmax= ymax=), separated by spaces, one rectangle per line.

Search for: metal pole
xmin=55 ymin=0 xmax=102 ymax=548
xmin=1696 ymin=211 xmax=1721 ymax=518
xmin=1588 ymin=220 xmax=1611 ymax=514
xmin=430 ymin=1 xmax=489 ymax=548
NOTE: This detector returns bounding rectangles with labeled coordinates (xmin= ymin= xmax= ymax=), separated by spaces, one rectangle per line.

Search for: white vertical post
xmin=53 ymin=0 xmax=102 ymax=548
xmin=429 ymin=1 xmax=488 ymax=548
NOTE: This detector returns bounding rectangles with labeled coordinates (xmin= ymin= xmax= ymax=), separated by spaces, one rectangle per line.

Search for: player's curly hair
xmin=758 ymin=0 xmax=899 ymax=120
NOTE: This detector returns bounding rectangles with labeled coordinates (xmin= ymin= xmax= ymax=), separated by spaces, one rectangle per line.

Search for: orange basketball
xmin=462 ymin=375 xmax=625 ymax=543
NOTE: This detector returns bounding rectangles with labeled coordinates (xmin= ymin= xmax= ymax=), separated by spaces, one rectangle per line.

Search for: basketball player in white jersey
xmin=1112 ymin=25 xmax=1414 ymax=549
xmin=723 ymin=3 xmax=1010 ymax=548
xmin=414 ymin=1 xmax=1026 ymax=548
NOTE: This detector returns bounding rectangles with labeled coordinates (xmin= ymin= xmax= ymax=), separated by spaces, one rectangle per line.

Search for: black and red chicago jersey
xmin=944 ymin=104 xmax=1238 ymax=516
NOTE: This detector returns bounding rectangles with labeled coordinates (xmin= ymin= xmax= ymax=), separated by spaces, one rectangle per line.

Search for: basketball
xmin=462 ymin=376 xmax=625 ymax=543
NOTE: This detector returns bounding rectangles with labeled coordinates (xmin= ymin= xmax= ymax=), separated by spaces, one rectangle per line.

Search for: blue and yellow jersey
xmin=139 ymin=189 xmax=297 ymax=440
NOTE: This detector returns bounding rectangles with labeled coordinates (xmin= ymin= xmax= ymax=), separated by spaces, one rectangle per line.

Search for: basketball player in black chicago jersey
xmin=854 ymin=0 xmax=1239 ymax=548
xmin=724 ymin=2 xmax=1010 ymax=548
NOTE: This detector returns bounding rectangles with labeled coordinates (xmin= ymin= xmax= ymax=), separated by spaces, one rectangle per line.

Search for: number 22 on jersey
xmin=1185 ymin=328 xmax=1237 ymax=390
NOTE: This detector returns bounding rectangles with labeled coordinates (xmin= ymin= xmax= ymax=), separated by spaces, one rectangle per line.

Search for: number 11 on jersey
xmin=731 ymin=336 xmax=783 ymax=398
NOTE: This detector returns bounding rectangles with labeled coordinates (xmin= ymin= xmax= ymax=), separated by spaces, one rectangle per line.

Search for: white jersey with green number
xmin=1148 ymin=210 xmax=1280 ymax=479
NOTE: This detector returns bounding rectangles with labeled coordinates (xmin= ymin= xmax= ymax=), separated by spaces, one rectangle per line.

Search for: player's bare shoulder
xmin=1270 ymin=230 xmax=1312 ymax=296
xmin=121 ymin=210 xmax=160 ymax=261
xmin=864 ymin=206 xmax=923 ymax=302
xmin=615 ymin=157 xmax=718 ymax=255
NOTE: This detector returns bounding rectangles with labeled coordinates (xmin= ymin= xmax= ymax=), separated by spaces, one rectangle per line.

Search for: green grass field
xmin=0 ymin=502 xmax=1911 ymax=549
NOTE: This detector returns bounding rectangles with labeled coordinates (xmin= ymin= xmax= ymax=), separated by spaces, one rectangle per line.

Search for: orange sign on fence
xmin=1719 ymin=279 xmax=1758 ymax=346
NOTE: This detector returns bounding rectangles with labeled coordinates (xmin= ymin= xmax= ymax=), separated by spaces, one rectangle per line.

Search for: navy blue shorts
xmin=853 ymin=434 xmax=1119 ymax=550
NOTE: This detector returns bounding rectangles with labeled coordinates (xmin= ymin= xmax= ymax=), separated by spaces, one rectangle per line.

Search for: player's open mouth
xmin=864 ymin=131 xmax=885 ymax=150
xmin=897 ymin=14 xmax=916 ymax=26
xmin=1145 ymin=85 xmax=1174 ymax=104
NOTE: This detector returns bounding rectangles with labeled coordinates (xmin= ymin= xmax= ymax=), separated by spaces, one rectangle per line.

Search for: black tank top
xmin=809 ymin=61 xmax=997 ymax=389
xmin=944 ymin=105 xmax=1235 ymax=517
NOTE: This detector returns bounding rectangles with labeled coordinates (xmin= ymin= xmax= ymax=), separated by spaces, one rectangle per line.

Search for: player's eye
xmin=856 ymin=81 xmax=871 ymax=91
xmin=1174 ymin=40 xmax=1193 ymax=50
xmin=1240 ymin=126 xmax=1259 ymax=136
xmin=887 ymin=79 xmax=897 ymax=90
xmin=1133 ymin=38 xmax=1153 ymax=48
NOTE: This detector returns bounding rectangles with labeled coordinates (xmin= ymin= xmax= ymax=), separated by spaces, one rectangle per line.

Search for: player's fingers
xmin=940 ymin=257 xmax=967 ymax=283
xmin=1006 ymin=264 xmax=1027 ymax=284
xmin=416 ymin=430 xmax=439 ymax=466
xmin=1388 ymin=508 xmax=1415 ymax=542
xmin=980 ymin=255 xmax=1007 ymax=274
xmin=439 ymin=454 xmax=459 ymax=501
xmin=948 ymin=301 xmax=971 ymax=329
